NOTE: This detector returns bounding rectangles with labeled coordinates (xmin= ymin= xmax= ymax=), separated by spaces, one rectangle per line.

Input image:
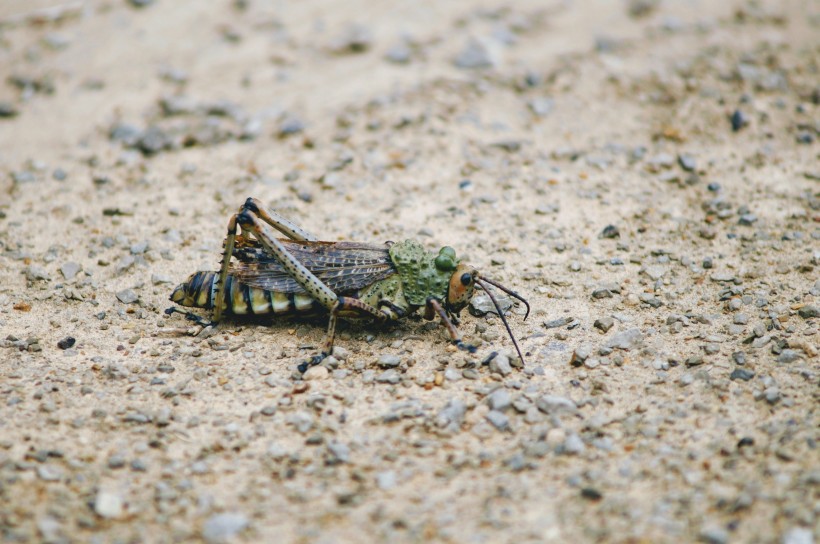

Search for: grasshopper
xmin=168 ymin=198 xmax=529 ymax=372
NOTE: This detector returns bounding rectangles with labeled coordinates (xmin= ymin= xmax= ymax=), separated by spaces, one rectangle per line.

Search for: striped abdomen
xmin=169 ymin=271 xmax=319 ymax=316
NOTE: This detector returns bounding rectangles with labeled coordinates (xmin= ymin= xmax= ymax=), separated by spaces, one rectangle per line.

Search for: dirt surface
xmin=1 ymin=1 xmax=818 ymax=542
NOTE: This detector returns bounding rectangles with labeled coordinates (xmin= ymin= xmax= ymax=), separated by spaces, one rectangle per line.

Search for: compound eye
xmin=460 ymin=273 xmax=473 ymax=286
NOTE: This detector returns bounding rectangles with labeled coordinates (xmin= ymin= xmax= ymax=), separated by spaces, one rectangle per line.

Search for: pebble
xmin=594 ymin=317 xmax=615 ymax=332
xmin=377 ymin=354 xmax=401 ymax=368
xmin=454 ymin=38 xmax=494 ymax=69
xmin=592 ymin=288 xmax=613 ymax=299
xmin=444 ymin=368 xmax=461 ymax=381
xmin=605 ymin=328 xmax=643 ymax=350
xmin=730 ymin=109 xmax=749 ymax=131
xmin=699 ymin=525 xmax=729 ymax=544
xmin=776 ymin=350 xmax=801 ymax=363
xmin=528 ymin=97 xmax=554 ymax=117
xmin=561 ymin=433 xmax=585 ymax=455
xmin=601 ymin=225 xmax=620 ymax=238
xmin=678 ymin=153 xmax=697 ymax=172
xmin=376 ymin=369 xmax=401 ymax=384
xmin=202 ymin=512 xmax=249 ymax=543
xmin=485 ymin=410 xmax=510 ymax=431
xmin=436 ymin=398 xmax=466 ymax=431
xmin=487 ymin=388 xmax=511 ymax=412
xmin=797 ymin=305 xmax=819 ymax=319
xmin=489 ymin=353 xmax=512 ymax=376
xmin=326 ymin=441 xmax=350 ymax=464
xmin=544 ymin=317 xmax=572 ymax=329
xmin=764 ymin=387 xmax=781 ymax=405
xmin=385 ymin=41 xmax=412 ymax=64
xmin=730 ymin=368 xmax=754 ymax=381
xmin=732 ymin=352 xmax=746 ymax=365
xmin=303 ymin=365 xmax=329 ymax=380
xmin=376 ymin=471 xmax=397 ymax=490
xmin=278 ymin=116 xmax=305 ymax=137
xmin=469 ymin=294 xmax=513 ymax=316
xmin=57 ymin=336 xmax=75 ymax=350
xmin=733 ymin=313 xmax=749 ymax=325
xmin=116 ymin=289 xmax=138 ymax=304
xmin=536 ymin=395 xmax=577 ymax=415
xmin=782 ymin=527 xmax=814 ymax=544
xmin=25 ymin=265 xmax=51 ymax=281
xmin=60 ymin=261 xmax=81 ymax=280
xmin=94 ymin=490 xmax=124 ymax=519
xmin=37 ymin=465 xmax=62 ymax=481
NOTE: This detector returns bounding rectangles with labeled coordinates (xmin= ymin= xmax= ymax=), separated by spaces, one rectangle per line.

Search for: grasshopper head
xmin=169 ymin=271 xmax=212 ymax=308
xmin=446 ymin=263 xmax=478 ymax=314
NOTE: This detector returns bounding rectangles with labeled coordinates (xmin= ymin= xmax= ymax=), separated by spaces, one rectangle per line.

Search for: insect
xmin=167 ymin=197 xmax=529 ymax=373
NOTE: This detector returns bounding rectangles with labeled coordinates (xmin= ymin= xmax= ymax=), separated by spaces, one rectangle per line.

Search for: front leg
xmin=426 ymin=298 xmax=477 ymax=354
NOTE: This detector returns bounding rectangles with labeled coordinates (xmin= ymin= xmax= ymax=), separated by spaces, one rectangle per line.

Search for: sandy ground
xmin=0 ymin=0 xmax=818 ymax=542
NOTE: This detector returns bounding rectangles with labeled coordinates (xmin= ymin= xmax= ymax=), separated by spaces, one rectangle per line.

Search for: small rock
xmin=377 ymin=354 xmax=401 ymax=368
xmin=764 ymin=387 xmax=781 ymax=405
xmin=25 ymin=265 xmax=51 ymax=282
xmin=469 ymin=294 xmax=513 ymax=316
xmin=303 ymin=365 xmax=329 ymax=381
xmin=782 ymin=527 xmax=814 ymax=544
xmin=797 ymin=305 xmax=819 ymax=319
xmin=536 ymin=395 xmax=577 ymax=415
xmin=151 ymin=274 xmax=173 ymax=285
xmin=601 ymin=225 xmax=620 ymax=238
xmin=730 ymin=368 xmax=754 ymax=381
xmin=605 ymin=328 xmax=643 ymax=350
xmin=487 ymin=389 xmax=511 ymax=412
xmin=376 ymin=471 xmax=397 ymax=490
xmin=489 ymin=353 xmax=512 ymax=376
xmin=278 ymin=116 xmax=305 ymax=137
xmin=94 ymin=490 xmax=123 ymax=519
xmin=376 ymin=369 xmax=401 ymax=384
xmin=777 ymin=350 xmax=801 ymax=363
xmin=561 ymin=433 xmax=585 ymax=455
xmin=202 ymin=512 xmax=249 ymax=543
xmin=730 ymin=109 xmax=749 ymax=132
xmin=60 ymin=261 xmax=81 ymax=280
xmin=678 ymin=153 xmax=697 ymax=172
xmin=700 ymin=525 xmax=729 ymax=544
xmin=485 ymin=410 xmax=509 ymax=431
xmin=385 ymin=41 xmax=412 ymax=64
xmin=454 ymin=38 xmax=495 ymax=69
xmin=116 ymin=289 xmax=138 ymax=304
xmin=326 ymin=441 xmax=350 ymax=464
xmin=57 ymin=337 xmax=75 ymax=350
xmin=594 ymin=317 xmax=615 ymax=333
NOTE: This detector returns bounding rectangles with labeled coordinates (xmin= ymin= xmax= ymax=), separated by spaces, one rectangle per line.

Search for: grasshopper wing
xmin=231 ymin=240 xmax=396 ymax=295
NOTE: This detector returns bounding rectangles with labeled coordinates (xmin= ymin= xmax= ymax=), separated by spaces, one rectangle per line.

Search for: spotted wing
xmin=231 ymin=239 xmax=396 ymax=295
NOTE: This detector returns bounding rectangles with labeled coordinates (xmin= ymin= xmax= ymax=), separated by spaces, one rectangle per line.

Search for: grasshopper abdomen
xmin=171 ymin=271 xmax=319 ymax=317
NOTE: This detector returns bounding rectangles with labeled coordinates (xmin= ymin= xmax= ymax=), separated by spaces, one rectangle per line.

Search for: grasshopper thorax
xmin=389 ymin=241 xmax=469 ymax=309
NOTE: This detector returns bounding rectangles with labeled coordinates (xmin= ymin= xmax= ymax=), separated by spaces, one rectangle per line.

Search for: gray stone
xmin=377 ymin=354 xmax=401 ymax=368
xmin=25 ymin=265 xmax=51 ymax=281
xmin=116 ymin=289 xmax=138 ymax=304
xmin=376 ymin=369 xmax=401 ymax=384
xmin=94 ymin=490 xmax=123 ymax=519
xmin=485 ymin=410 xmax=509 ymax=431
xmin=777 ymin=350 xmax=802 ymax=363
xmin=536 ymin=395 xmax=577 ymax=415
xmin=594 ymin=317 xmax=615 ymax=332
xmin=326 ymin=441 xmax=350 ymax=464
xmin=470 ymin=294 xmax=513 ymax=316
xmin=376 ymin=471 xmax=397 ymax=490
xmin=782 ymin=527 xmax=814 ymax=544
xmin=487 ymin=389 xmax=512 ymax=412
xmin=797 ymin=305 xmax=819 ymax=319
xmin=454 ymin=38 xmax=494 ymax=69
xmin=60 ymin=261 xmax=81 ymax=280
xmin=436 ymin=398 xmax=466 ymax=431
xmin=202 ymin=512 xmax=249 ymax=543
xmin=562 ymin=433 xmax=585 ymax=455
xmin=605 ymin=328 xmax=643 ymax=350
xmin=489 ymin=353 xmax=512 ymax=376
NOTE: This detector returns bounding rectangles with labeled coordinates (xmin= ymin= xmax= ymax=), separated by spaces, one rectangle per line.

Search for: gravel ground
xmin=0 ymin=1 xmax=818 ymax=543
